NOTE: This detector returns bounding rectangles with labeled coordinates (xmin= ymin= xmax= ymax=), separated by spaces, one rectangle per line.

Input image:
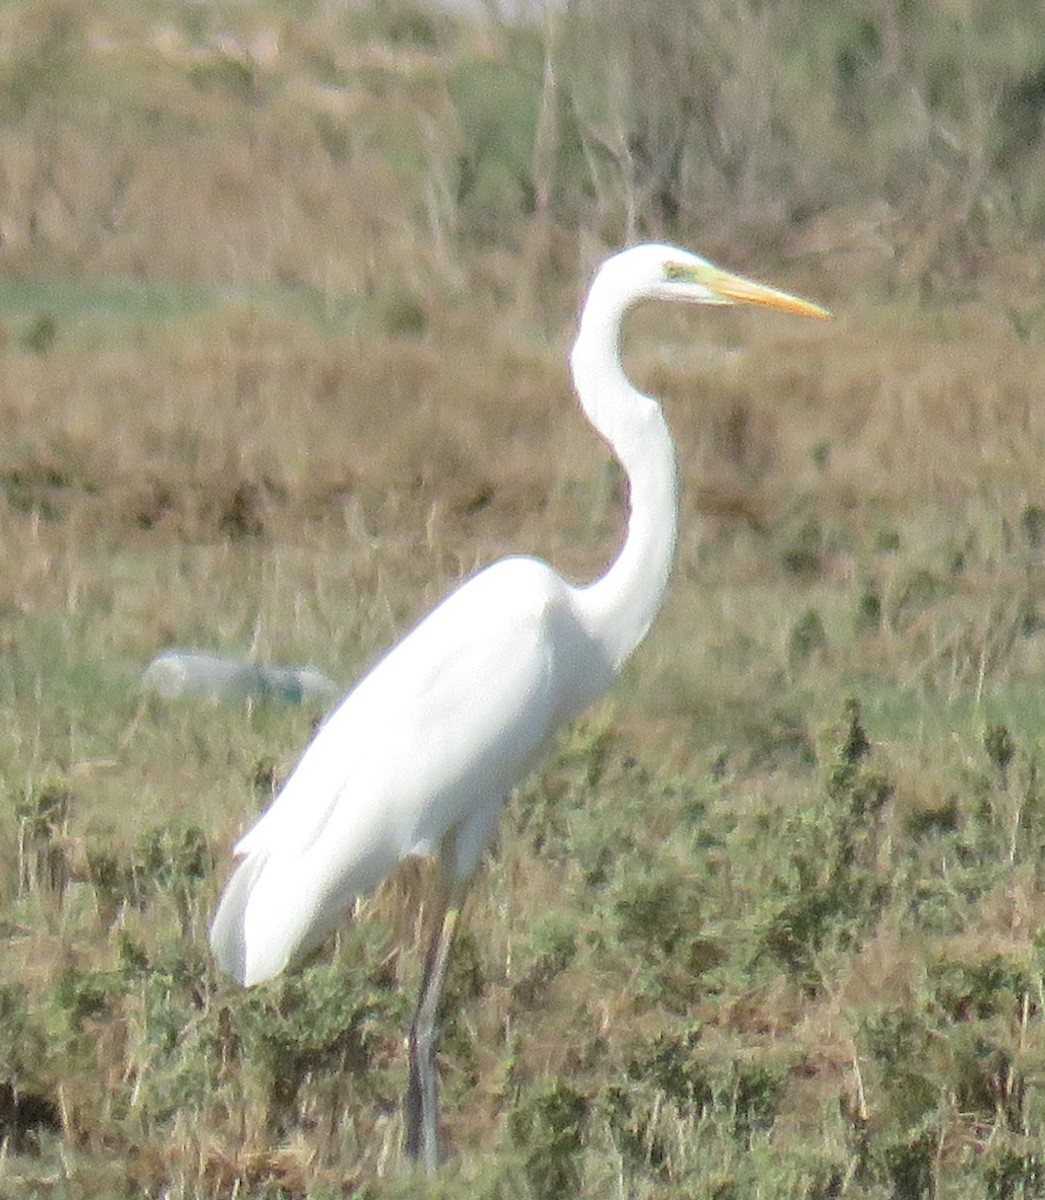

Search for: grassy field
xmin=4 ymin=2 xmax=1045 ymax=1197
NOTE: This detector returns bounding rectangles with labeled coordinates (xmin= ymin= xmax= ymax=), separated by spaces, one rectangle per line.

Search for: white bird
xmin=209 ymin=243 xmax=828 ymax=1174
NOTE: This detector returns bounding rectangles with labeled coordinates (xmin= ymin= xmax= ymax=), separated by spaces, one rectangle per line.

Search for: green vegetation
xmin=2 ymin=0 xmax=1045 ymax=1195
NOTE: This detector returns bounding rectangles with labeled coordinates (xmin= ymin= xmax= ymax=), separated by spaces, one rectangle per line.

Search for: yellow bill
xmin=709 ymin=268 xmax=830 ymax=320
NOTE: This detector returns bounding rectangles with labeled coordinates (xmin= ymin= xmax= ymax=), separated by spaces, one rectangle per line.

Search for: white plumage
xmin=211 ymin=557 xmax=611 ymax=985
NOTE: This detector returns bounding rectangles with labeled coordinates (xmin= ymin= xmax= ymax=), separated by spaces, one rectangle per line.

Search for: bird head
xmin=601 ymin=243 xmax=830 ymax=320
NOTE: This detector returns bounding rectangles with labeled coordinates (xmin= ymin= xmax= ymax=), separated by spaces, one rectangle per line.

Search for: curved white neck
xmin=569 ymin=283 xmax=678 ymax=673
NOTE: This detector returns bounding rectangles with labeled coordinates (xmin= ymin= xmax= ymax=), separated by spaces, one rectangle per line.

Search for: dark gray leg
xmin=404 ymin=873 xmax=465 ymax=1175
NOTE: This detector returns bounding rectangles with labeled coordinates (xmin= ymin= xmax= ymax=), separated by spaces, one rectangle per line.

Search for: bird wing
xmin=211 ymin=557 xmax=588 ymax=984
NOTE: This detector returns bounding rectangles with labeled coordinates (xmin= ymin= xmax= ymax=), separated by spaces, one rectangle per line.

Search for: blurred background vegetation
xmin=4 ymin=0 xmax=1045 ymax=301
xmin=4 ymin=1 xmax=1045 ymax=1197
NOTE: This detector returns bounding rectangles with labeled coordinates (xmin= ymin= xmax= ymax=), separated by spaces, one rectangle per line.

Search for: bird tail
xmin=209 ymin=852 xmax=267 ymax=985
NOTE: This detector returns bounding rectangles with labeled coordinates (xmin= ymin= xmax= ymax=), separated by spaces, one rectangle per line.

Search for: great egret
xmin=210 ymin=243 xmax=828 ymax=1174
